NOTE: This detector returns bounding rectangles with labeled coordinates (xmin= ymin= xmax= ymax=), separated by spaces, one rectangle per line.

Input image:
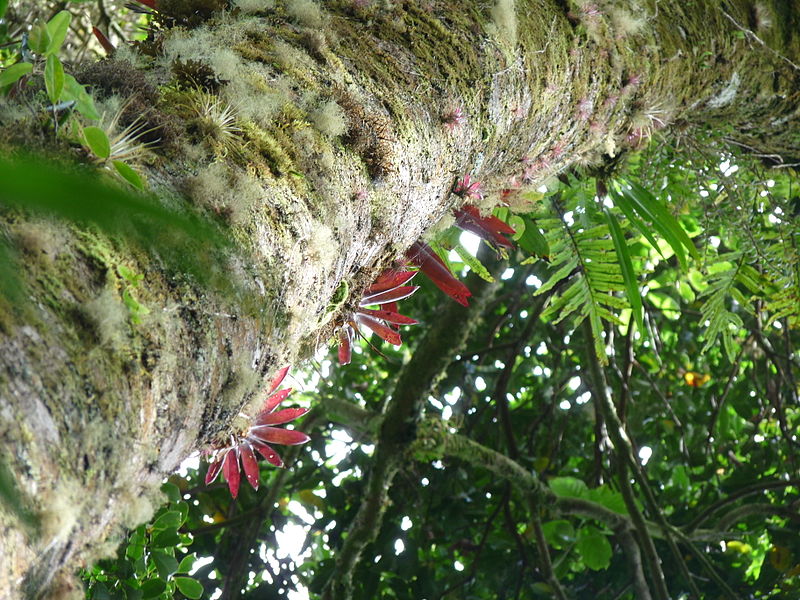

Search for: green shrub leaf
xmin=174 ymin=577 xmax=204 ymax=599
xmin=83 ymin=126 xmax=111 ymax=159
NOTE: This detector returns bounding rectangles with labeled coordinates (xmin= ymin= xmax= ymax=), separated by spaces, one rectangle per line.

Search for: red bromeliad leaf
xmin=357 ymin=307 xmax=418 ymax=325
xmin=354 ymin=313 xmax=403 ymax=345
xmin=454 ymin=205 xmax=516 ymax=248
xmin=205 ymin=454 xmax=224 ymax=485
xmin=240 ymin=443 xmax=260 ymax=490
xmin=251 ymin=426 xmax=311 ymax=446
xmin=338 ymin=327 xmax=353 ymax=365
xmin=92 ymin=27 xmax=116 ymax=55
xmin=360 ymin=284 xmax=419 ymax=306
xmin=262 ymin=387 xmax=292 ymax=413
xmin=268 ymin=365 xmax=290 ymax=394
xmin=205 ymin=366 xmax=310 ymax=496
xmin=135 ymin=0 xmax=157 ymax=7
xmin=223 ymin=448 xmax=241 ymax=498
xmin=366 ymin=269 xmax=416 ymax=293
xmin=250 ymin=439 xmax=284 ymax=467
xmin=255 ymin=407 xmax=309 ymax=426
xmin=406 ymin=241 xmax=472 ymax=306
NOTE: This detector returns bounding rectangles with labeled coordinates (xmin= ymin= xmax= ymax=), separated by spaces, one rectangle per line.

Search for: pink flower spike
xmin=453 ymin=174 xmax=484 ymax=200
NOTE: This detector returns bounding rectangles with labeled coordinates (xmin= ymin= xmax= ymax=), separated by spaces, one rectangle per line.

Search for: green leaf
xmin=607 ymin=186 xmax=662 ymax=255
xmin=83 ymin=126 xmax=111 ymax=159
xmin=620 ymin=180 xmax=699 ymax=268
xmin=27 ymin=22 xmax=51 ymax=54
xmin=577 ymin=526 xmax=612 ymax=570
xmin=150 ymin=550 xmax=179 ymax=579
xmin=174 ymin=577 xmax=204 ymax=599
xmin=0 ymin=62 xmax=33 ymax=91
xmin=45 ymin=10 xmax=72 ymax=55
xmin=549 ymin=476 xmax=588 ymax=498
xmin=151 ymin=529 xmax=181 ymax=548
xmin=453 ymin=244 xmax=494 ymax=282
xmin=0 ymin=0 xmax=8 ymax=19
xmin=510 ymin=215 xmax=550 ymax=258
xmin=160 ymin=481 xmax=181 ymax=504
xmin=605 ymin=209 xmax=643 ymax=335
xmin=44 ymin=54 xmax=64 ymax=105
xmin=62 ymin=74 xmax=100 ymax=120
xmin=585 ymin=485 xmax=628 ymax=515
xmin=541 ymin=520 xmax=575 ymax=550
xmin=177 ymin=554 xmax=196 ymax=574
xmin=152 ymin=510 xmax=184 ymax=531
xmin=139 ymin=578 xmax=166 ymax=599
xmin=0 ymin=154 xmax=238 ymax=302
xmin=113 ymin=161 xmax=145 ymax=190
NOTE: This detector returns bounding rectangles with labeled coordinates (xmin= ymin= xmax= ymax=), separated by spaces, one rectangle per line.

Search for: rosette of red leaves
xmin=205 ymin=366 xmax=310 ymax=498
xmin=338 ymin=269 xmax=419 ymax=365
xmin=453 ymin=204 xmax=516 ymax=249
xmin=405 ymin=241 xmax=472 ymax=306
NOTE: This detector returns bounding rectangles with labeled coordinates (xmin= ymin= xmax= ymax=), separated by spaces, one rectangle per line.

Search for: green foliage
xmin=83 ymin=482 xmax=204 ymax=600
xmin=0 ymin=154 xmax=242 ymax=301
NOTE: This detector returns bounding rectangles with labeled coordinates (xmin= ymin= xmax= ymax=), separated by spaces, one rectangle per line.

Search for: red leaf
xmin=255 ymin=407 xmax=309 ymax=426
xmin=366 ymin=269 xmax=417 ymax=294
xmin=136 ymin=0 xmax=156 ymax=7
xmin=240 ymin=443 xmax=260 ymax=490
xmin=454 ymin=205 xmax=515 ymax=248
xmin=360 ymin=285 xmax=419 ymax=306
xmin=205 ymin=455 xmax=224 ymax=485
xmin=406 ymin=241 xmax=472 ymax=306
xmin=223 ymin=448 xmax=241 ymax=498
xmin=92 ymin=27 xmax=115 ymax=55
xmin=338 ymin=327 xmax=352 ymax=365
xmin=250 ymin=426 xmax=311 ymax=446
xmin=357 ymin=307 xmax=418 ymax=325
xmin=262 ymin=387 xmax=292 ymax=414
xmin=250 ymin=439 xmax=284 ymax=467
xmin=268 ymin=366 xmax=290 ymax=395
xmin=354 ymin=313 xmax=403 ymax=345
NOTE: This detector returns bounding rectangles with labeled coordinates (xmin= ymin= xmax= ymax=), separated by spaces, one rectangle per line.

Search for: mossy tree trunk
xmin=1 ymin=0 xmax=798 ymax=596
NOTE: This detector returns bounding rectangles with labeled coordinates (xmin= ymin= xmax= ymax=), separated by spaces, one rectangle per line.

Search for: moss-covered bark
xmin=1 ymin=0 xmax=798 ymax=596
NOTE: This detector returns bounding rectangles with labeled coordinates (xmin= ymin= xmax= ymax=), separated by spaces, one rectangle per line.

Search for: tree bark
xmin=1 ymin=0 xmax=799 ymax=596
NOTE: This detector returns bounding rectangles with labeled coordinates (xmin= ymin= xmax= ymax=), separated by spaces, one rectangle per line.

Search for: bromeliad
xmin=338 ymin=269 xmax=419 ymax=365
xmin=205 ymin=366 xmax=310 ymax=498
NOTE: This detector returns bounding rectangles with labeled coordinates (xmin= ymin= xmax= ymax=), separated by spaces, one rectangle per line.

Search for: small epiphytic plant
xmin=453 ymin=173 xmax=484 ymax=200
xmin=406 ymin=241 xmax=472 ymax=306
xmin=453 ymin=205 xmax=516 ymax=250
xmin=338 ymin=269 xmax=419 ymax=365
xmin=442 ymin=105 xmax=466 ymax=130
xmin=205 ymin=367 xmax=310 ymax=498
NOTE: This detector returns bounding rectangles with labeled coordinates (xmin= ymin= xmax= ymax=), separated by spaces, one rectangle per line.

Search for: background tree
xmin=1 ymin=1 xmax=799 ymax=598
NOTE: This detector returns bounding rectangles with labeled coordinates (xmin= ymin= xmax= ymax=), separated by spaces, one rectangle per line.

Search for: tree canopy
xmin=1 ymin=1 xmax=800 ymax=600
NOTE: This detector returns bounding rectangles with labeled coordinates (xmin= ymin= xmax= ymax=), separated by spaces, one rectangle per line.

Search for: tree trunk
xmin=1 ymin=0 xmax=798 ymax=596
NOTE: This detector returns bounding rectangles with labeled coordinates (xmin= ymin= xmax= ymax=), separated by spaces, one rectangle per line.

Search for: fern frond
xmin=698 ymin=252 xmax=750 ymax=361
xmin=535 ymin=201 xmax=629 ymax=364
